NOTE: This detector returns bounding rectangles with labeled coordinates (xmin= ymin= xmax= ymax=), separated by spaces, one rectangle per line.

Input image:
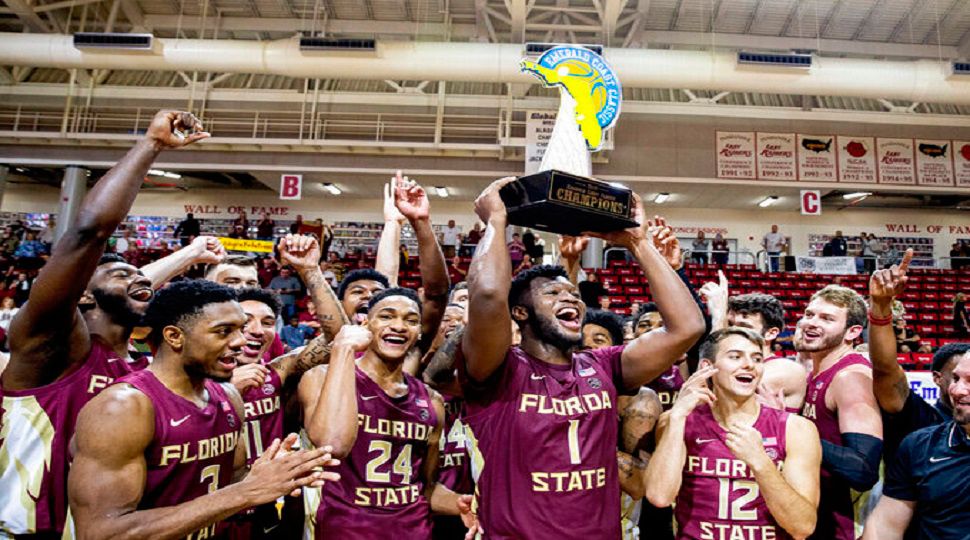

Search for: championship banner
xmin=525 ymin=111 xmax=557 ymax=175
xmin=794 ymin=256 xmax=856 ymax=275
xmin=906 ymin=371 xmax=939 ymax=405
xmin=953 ymin=141 xmax=970 ymax=187
xmin=915 ymin=139 xmax=955 ymax=186
xmin=796 ymin=134 xmax=837 ymax=182
xmin=219 ymin=237 xmax=274 ymax=253
xmin=715 ymin=131 xmax=756 ymax=179
xmin=836 ymin=136 xmax=877 ymax=183
xmin=876 ymin=138 xmax=916 ymax=184
xmin=756 ymin=132 xmax=796 ymax=181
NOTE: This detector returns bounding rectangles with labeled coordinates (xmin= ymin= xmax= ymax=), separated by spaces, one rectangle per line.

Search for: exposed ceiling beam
xmin=2 ymin=0 xmax=51 ymax=32
xmin=0 ymin=67 xmax=13 ymax=84
xmin=142 ymin=15 xmax=465 ymax=37
xmin=118 ymin=0 xmax=148 ymax=31
xmin=958 ymin=27 xmax=970 ymax=57
xmin=508 ymin=0 xmax=527 ymax=42
xmin=851 ymin=0 xmax=888 ymax=40
xmin=888 ymin=0 xmax=928 ymax=43
xmin=599 ymin=0 xmax=628 ymax=44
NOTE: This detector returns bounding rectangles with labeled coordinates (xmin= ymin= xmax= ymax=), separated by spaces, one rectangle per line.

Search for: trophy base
xmin=499 ymin=170 xmax=638 ymax=236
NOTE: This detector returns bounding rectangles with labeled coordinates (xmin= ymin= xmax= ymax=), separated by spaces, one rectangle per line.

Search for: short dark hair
xmin=728 ymin=293 xmax=785 ymax=334
xmin=451 ymin=281 xmax=468 ymax=293
xmin=142 ymin=280 xmax=238 ymax=345
xmin=368 ymin=286 xmax=422 ymax=315
xmin=932 ymin=343 xmax=970 ymax=372
xmin=508 ymin=265 xmax=568 ymax=308
xmin=337 ymin=268 xmax=390 ymax=299
xmin=236 ymin=287 xmax=282 ymax=317
xmin=583 ymin=309 xmax=624 ymax=346
xmin=699 ymin=327 xmax=765 ymax=362
xmin=98 ymin=253 xmax=128 ymax=266
xmin=634 ymin=302 xmax=659 ymax=323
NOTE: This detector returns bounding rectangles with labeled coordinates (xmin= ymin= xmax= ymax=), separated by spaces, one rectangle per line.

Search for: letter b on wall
xmin=800 ymin=190 xmax=820 ymax=216
xmin=280 ymin=174 xmax=302 ymax=201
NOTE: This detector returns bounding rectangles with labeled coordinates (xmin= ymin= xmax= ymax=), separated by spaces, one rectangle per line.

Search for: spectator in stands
xmin=883 ymin=241 xmax=901 ymax=269
xmin=232 ymin=209 xmax=248 ymax=232
xmin=762 ymin=224 xmax=786 ymax=272
xmin=173 ymin=212 xmax=200 ymax=247
xmin=690 ymin=230 xmax=708 ymax=265
xmin=39 ymin=216 xmax=55 ymax=247
xmin=522 ymin=229 xmax=537 ymax=260
xmin=953 ymin=292 xmax=969 ymax=337
xmin=297 ymin=301 xmax=322 ymax=336
xmin=268 ymin=266 xmax=303 ymax=319
xmin=0 ymin=296 xmax=18 ymax=331
xmin=321 ymin=222 xmax=333 ymax=257
xmin=399 ymin=244 xmax=410 ymax=268
xmin=949 ymin=242 xmax=963 ymax=270
xmin=289 ymin=214 xmax=304 ymax=234
xmin=440 ymin=219 xmax=461 ymax=259
xmin=825 ymin=230 xmax=848 ymax=257
xmin=578 ymin=271 xmax=607 ymax=308
xmin=257 ymin=256 xmax=278 ymax=287
xmin=228 ymin=224 xmax=248 ymax=239
xmin=863 ymin=233 xmax=884 ymax=274
xmin=508 ymin=232 xmax=526 ymax=268
xmin=12 ymin=271 xmax=32 ymax=306
xmin=279 ymin=315 xmax=315 ymax=351
xmin=462 ymin=222 xmax=483 ymax=257
xmin=1 ymin=227 xmax=19 ymax=256
xmin=319 ymin=260 xmax=339 ymax=288
xmin=710 ymin=232 xmax=728 ymax=266
xmin=513 ymin=253 xmax=534 ymax=275
xmin=14 ymin=230 xmax=47 ymax=260
xmin=256 ymin=212 xmax=275 ymax=240
xmin=115 ymin=229 xmax=134 ymax=255
xmin=894 ymin=319 xmax=921 ymax=352
xmin=448 ymin=257 xmax=467 ymax=284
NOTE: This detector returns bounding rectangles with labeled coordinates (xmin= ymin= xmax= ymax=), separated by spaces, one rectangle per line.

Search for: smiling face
xmin=175 ymin=301 xmax=247 ymax=381
xmin=948 ymin=355 xmax=970 ymax=425
xmin=87 ymin=262 xmax=154 ymax=322
xmin=343 ymin=279 xmax=388 ymax=325
xmin=439 ymin=305 xmax=465 ymax=339
xmin=514 ymin=276 xmax=584 ymax=351
xmin=238 ymin=300 xmax=277 ymax=365
xmin=366 ymin=295 xmax=422 ymax=362
xmin=794 ymin=298 xmax=859 ymax=353
xmin=702 ymin=333 xmax=765 ymax=398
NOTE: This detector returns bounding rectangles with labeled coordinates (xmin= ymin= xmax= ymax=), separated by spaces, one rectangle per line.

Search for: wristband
xmin=867 ymin=311 xmax=892 ymax=326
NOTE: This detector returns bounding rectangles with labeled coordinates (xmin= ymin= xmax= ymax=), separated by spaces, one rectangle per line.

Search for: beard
xmin=524 ymin=308 xmax=581 ymax=352
xmin=92 ymin=288 xmax=143 ymax=327
xmin=793 ymin=329 xmax=845 ymax=353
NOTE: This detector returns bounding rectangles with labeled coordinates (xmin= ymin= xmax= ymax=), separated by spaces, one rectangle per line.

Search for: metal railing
xmin=602 ymin=247 xmax=757 ymax=269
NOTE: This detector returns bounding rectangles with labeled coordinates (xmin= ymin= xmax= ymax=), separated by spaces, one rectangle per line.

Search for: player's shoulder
xmin=78 ymin=383 xmax=154 ymax=438
xmin=785 ymin=412 xmax=819 ymax=436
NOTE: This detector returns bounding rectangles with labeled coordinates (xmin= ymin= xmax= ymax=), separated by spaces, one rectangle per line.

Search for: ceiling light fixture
xmin=435 ymin=186 xmax=449 ymax=198
xmin=843 ymin=191 xmax=873 ymax=200
xmin=654 ymin=193 xmax=670 ymax=204
xmin=148 ymin=169 xmax=181 ymax=179
xmin=758 ymin=196 xmax=778 ymax=208
xmin=322 ymin=183 xmax=341 ymax=195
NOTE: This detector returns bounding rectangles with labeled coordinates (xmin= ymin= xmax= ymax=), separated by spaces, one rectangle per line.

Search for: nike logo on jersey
xmin=361 ymin=395 xmax=379 ymax=401
xmin=170 ymin=415 xmax=191 ymax=427
xmin=695 ymin=438 xmax=717 ymax=445
xmin=530 ymin=373 xmax=546 ymax=380
xmin=929 ymin=456 xmax=954 ymax=463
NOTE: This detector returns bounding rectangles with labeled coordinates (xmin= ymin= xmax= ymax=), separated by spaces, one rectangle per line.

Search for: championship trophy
xmin=500 ymin=45 xmax=637 ymax=235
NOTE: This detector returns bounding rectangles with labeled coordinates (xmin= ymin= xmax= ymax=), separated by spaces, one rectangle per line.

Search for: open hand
xmin=145 ymin=110 xmax=209 ymax=150
xmin=647 ymin=216 xmax=683 ymax=270
xmin=384 ymin=171 xmax=407 ymax=224
xmin=395 ymin=173 xmax=431 ymax=222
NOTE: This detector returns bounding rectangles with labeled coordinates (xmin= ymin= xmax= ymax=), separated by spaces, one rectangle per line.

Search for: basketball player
xmin=205 ymin=255 xmax=261 ymax=289
xmin=630 ymin=303 xmax=686 ymax=412
xmin=67 ymin=280 xmax=339 ymax=538
xmin=459 ymin=178 xmax=704 ymax=538
xmin=796 ymin=285 xmax=883 ymax=540
xmin=646 ymin=328 xmax=821 ymax=540
xmin=0 ymin=110 xmax=207 ymax=537
xmin=299 ymin=287 xmax=474 ymax=538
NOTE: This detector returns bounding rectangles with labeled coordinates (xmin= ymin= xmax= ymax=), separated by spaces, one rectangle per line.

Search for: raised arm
xmin=279 ymin=234 xmax=349 ymax=341
xmin=699 ymin=270 xmax=730 ymax=332
xmin=868 ymin=250 xmax=913 ymax=414
xmin=588 ymin=204 xmax=705 ymax=388
xmin=375 ymin=172 xmax=407 ymax=286
xmin=6 ymin=111 xmax=208 ymax=390
xmin=617 ymin=387 xmax=661 ymax=500
xmin=462 ymin=177 xmax=517 ymax=382
xmin=140 ymin=236 xmax=226 ymax=289
xmin=395 ymin=176 xmax=450 ymax=353
xmin=69 ymin=384 xmax=336 ymax=540
xmin=423 ymin=326 xmax=465 ymax=396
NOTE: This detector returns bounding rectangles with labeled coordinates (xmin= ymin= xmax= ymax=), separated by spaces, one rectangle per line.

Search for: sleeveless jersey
xmin=314 ymin=367 xmax=438 ymax=539
xmin=460 ymin=345 xmax=628 ymax=540
xmin=241 ymin=367 xmax=284 ymax=465
xmin=800 ymin=353 xmax=871 ymax=540
xmin=120 ymin=369 xmax=240 ymax=540
xmin=0 ymin=337 xmax=131 ymax=536
xmin=438 ymin=395 xmax=473 ymax=494
xmin=647 ymin=365 xmax=683 ymax=412
xmin=676 ymin=404 xmax=791 ymax=540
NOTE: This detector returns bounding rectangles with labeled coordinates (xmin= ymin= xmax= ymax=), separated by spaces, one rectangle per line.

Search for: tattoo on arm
xmin=294 ymin=338 xmax=333 ymax=374
xmin=302 ymin=267 xmax=349 ymax=341
xmin=424 ymin=328 xmax=464 ymax=385
xmin=892 ymin=375 xmax=911 ymax=403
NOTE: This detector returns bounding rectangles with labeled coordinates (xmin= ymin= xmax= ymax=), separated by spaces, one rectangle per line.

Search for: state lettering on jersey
xmin=353 ymin=484 xmax=422 ymax=507
xmin=358 ymin=414 xmax=433 ymax=442
xmin=442 ymin=452 xmax=466 ymax=468
xmin=185 ymin=523 xmax=218 ymax=540
xmin=159 ymin=431 xmax=238 ymax=466
xmin=531 ymin=467 xmax=606 ymax=492
xmin=698 ymin=522 xmax=778 ymax=540
xmin=518 ymin=390 xmax=613 ymax=416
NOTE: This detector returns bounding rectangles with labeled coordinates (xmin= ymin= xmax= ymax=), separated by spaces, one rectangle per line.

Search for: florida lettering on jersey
xmin=676 ymin=404 xmax=790 ymax=540
xmin=240 ymin=368 xmax=283 ymax=465
xmin=648 ymin=365 xmax=683 ymax=411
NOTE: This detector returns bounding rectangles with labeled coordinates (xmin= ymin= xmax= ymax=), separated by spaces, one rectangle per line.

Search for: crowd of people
xmin=0 ymin=110 xmax=968 ymax=540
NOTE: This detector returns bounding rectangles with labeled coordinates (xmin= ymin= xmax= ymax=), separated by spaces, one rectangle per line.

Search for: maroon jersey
xmin=120 ymin=369 xmax=240 ymax=540
xmin=648 ymin=364 xmax=684 ymax=411
xmin=240 ymin=367 xmax=284 ymax=465
xmin=675 ymin=404 xmax=791 ymax=540
xmin=437 ymin=395 xmax=473 ymax=495
xmin=460 ymin=345 xmax=628 ymax=540
xmin=0 ymin=337 xmax=131 ymax=535
xmin=314 ymin=367 xmax=438 ymax=539
xmin=800 ymin=353 xmax=871 ymax=540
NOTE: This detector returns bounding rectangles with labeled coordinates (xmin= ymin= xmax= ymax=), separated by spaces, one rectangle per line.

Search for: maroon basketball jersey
xmin=120 ymin=369 xmax=240 ymax=540
xmin=675 ymin=404 xmax=791 ymax=540
xmin=648 ymin=364 xmax=684 ymax=412
xmin=240 ymin=367 xmax=283 ymax=465
xmin=460 ymin=345 xmax=628 ymax=540
xmin=0 ymin=337 xmax=131 ymax=535
xmin=314 ymin=366 xmax=438 ymax=539
xmin=437 ymin=395 xmax=473 ymax=495
xmin=800 ymin=352 xmax=871 ymax=540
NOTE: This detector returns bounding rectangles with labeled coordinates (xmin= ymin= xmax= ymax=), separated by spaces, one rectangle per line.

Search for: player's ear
xmin=162 ymin=325 xmax=185 ymax=351
xmin=845 ymin=324 xmax=864 ymax=342
xmin=699 ymin=358 xmax=714 ymax=370
xmin=764 ymin=326 xmax=780 ymax=342
xmin=78 ymin=290 xmax=96 ymax=308
xmin=511 ymin=305 xmax=529 ymax=322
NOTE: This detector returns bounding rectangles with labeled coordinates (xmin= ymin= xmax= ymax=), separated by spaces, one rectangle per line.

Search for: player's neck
xmin=358 ymin=351 xmax=406 ymax=387
xmin=520 ymin=336 xmax=573 ymax=366
xmin=711 ymin=389 xmax=759 ymax=426
xmin=809 ymin=343 xmax=854 ymax=374
xmin=84 ymin=309 xmax=133 ymax=359
xmin=149 ymin=352 xmax=209 ymax=402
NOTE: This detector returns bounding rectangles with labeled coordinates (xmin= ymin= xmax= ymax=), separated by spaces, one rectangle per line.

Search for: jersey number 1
xmin=567 ymin=419 xmax=581 ymax=465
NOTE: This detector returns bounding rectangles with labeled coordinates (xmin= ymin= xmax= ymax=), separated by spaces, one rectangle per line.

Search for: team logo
xmin=262 ymin=383 xmax=275 ymax=396
xmin=227 ymin=413 xmax=236 ymax=428
xmin=765 ymin=447 xmax=779 ymax=460
xmin=520 ymin=46 xmax=622 ymax=151
xmin=588 ymin=377 xmax=602 ymax=389
xmin=419 ymin=409 xmax=430 ymax=421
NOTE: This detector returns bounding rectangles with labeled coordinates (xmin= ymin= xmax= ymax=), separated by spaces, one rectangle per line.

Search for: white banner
xmin=525 ymin=111 xmax=557 ymax=175
xmin=915 ymin=139 xmax=955 ymax=186
xmin=715 ymin=131 xmax=756 ymax=179
xmin=876 ymin=138 xmax=916 ymax=185
xmin=906 ymin=371 xmax=939 ymax=405
xmin=796 ymin=134 xmax=837 ymax=182
xmin=954 ymin=140 xmax=970 ymax=187
xmin=836 ymin=136 xmax=877 ymax=184
xmin=794 ymin=256 xmax=857 ymax=275
xmin=756 ymin=132 xmax=797 ymax=181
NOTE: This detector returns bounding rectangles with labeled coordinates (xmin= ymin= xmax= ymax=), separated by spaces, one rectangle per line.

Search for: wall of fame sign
xmin=716 ymin=131 xmax=963 ymax=186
